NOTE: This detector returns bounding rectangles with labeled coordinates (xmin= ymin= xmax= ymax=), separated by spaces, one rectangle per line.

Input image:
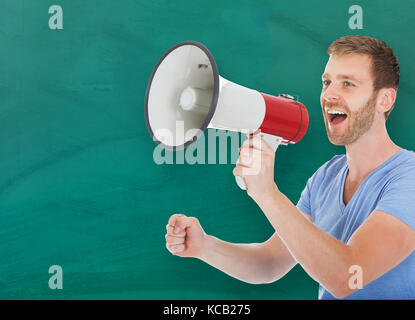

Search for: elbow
xmin=253 ymin=278 xmax=277 ymax=285
xmin=328 ymin=248 xmax=361 ymax=299
xmin=239 ymin=277 xmax=272 ymax=285
xmin=245 ymin=279 xmax=272 ymax=285
xmin=243 ymin=267 xmax=286 ymax=285
xmin=246 ymin=277 xmax=280 ymax=285
xmin=324 ymin=275 xmax=357 ymax=299
xmin=260 ymin=260 xmax=297 ymax=284
xmin=261 ymin=272 xmax=285 ymax=284
xmin=259 ymin=265 xmax=291 ymax=284
xmin=242 ymin=273 xmax=281 ymax=285
xmin=330 ymin=287 xmax=352 ymax=299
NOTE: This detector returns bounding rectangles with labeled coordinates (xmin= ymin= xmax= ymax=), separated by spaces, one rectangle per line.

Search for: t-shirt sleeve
xmin=375 ymin=166 xmax=415 ymax=231
xmin=296 ymin=176 xmax=313 ymax=218
xmin=295 ymin=155 xmax=344 ymax=220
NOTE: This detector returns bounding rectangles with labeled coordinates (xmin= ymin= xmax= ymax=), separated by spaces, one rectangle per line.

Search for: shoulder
xmin=315 ymin=154 xmax=346 ymax=177
xmin=399 ymin=149 xmax=415 ymax=167
xmin=307 ymin=154 xmax=346 ymax=186
xmin=383 ymin=149 xmax=415 ymax=183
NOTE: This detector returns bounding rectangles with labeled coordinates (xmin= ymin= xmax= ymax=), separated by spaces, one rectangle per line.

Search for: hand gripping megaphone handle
xmin=235 ymin=133 xmax=283 ymax=190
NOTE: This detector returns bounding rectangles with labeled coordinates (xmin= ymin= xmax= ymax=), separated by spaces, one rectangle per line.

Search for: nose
xmin=321 ymin=84 xmax=341 ymax=103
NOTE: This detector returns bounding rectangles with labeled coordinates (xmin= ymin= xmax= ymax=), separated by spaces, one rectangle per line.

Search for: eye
xmin=322 ymin=79 xmax=331 ymax=86
xmin=344 ymin=81 xmax=354 ymax=87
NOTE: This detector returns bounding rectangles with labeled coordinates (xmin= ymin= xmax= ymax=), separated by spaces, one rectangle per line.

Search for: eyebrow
xmin=321 ymin=73 xmax=362 ymax=83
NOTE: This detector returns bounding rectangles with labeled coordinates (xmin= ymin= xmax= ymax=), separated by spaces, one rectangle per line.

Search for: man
xmin=164 ymin=35 xmax=415 ymax=299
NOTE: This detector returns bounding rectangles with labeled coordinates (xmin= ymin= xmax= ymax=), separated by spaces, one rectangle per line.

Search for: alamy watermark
xmin=48 ymin=5 xmax=63 ymax=30
xmin=48 ymin=265 xmax=63 ymax=290
xmin=348 ymin=264 xmax=363 ymax=290
xmin=152 ymin=121 xmax=265 ymax=176
xmin=348 ymin=5 xmax=363 ymax=29
xmin=153 ymin=126 xmax=242 ymax=165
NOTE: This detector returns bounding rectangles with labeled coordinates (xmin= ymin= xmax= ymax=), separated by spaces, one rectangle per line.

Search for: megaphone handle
xmin=235 ymin=133 xmax=283 ymax=190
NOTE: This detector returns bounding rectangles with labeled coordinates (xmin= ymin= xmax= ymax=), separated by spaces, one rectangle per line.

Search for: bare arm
xmin=165 ymin=213 xmax=312 ymax=284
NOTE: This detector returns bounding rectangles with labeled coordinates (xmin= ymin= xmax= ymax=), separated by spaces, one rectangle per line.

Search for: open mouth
xmin=327 ymin=111 xmax=348 ymax=125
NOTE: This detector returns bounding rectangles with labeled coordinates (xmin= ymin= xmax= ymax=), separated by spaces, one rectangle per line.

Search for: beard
xmin=324 ymin=91 xmax=378 ymax=146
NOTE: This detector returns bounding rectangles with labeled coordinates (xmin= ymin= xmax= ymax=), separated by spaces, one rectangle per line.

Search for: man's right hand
xmin=165 ymin=214 xmax=208 ymax=259
xmin=165 ymin=214 xmax=302 ymax=284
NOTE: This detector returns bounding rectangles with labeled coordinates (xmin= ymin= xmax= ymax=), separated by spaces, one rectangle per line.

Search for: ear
xmin=376 ymin=88 xmax=397 ymax=114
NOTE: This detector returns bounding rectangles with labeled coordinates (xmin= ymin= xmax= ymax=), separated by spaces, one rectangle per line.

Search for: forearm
xmin=256 ymin=186 xmax=354 ymax=297
xmin=199 ymin=235 xmax=291 ymax=284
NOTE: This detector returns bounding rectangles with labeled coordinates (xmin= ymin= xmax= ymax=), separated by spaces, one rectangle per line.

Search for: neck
xmin=345 ymin=119 xmax=401 ymax=183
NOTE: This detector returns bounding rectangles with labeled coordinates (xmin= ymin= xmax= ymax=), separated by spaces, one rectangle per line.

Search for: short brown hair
xmin=327 ymin=35 xmax=400 ymax=119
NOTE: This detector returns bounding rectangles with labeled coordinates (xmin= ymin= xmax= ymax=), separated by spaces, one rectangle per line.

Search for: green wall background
xmin=0 ymin=0 xmax=414 ymax=299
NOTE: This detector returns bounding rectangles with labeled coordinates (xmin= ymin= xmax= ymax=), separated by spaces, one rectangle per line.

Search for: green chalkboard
xmin=0 ymin=0 xmax=414 ymax=299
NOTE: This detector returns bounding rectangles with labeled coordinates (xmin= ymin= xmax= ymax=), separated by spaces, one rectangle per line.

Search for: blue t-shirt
xmin=296 ymin=149 xmax=415 ymax=300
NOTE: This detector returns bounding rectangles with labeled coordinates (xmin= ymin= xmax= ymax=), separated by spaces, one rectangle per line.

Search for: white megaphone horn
xmin=144 ymin=41 xmax=309 ymax=190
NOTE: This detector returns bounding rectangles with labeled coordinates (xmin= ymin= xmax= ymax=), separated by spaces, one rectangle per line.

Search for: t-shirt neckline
xmin=339 ymin=149 xmax=406 ymax=211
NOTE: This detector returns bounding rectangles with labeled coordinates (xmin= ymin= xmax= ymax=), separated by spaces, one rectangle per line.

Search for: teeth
xmin=327 ymin=109 xmax=346 ymax=115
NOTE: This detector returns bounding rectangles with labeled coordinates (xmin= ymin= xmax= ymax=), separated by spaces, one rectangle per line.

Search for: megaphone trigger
xmin=245 ymin=131 xmax=283 ymax=152
xmin=257 ymin=133 xmax=283 ymax=152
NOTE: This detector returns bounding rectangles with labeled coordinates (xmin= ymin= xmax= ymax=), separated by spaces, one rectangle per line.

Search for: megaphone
xmin=144 ymin=41 xmax=309 ymax=190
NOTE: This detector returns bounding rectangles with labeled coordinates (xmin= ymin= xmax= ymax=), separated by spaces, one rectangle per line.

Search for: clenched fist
xmin=165 ymin=214 xmax=208 ymax=259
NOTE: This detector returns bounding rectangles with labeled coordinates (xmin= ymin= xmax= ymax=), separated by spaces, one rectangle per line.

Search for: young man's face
xmin=320 ymin=53 xmax=379 ymax=146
